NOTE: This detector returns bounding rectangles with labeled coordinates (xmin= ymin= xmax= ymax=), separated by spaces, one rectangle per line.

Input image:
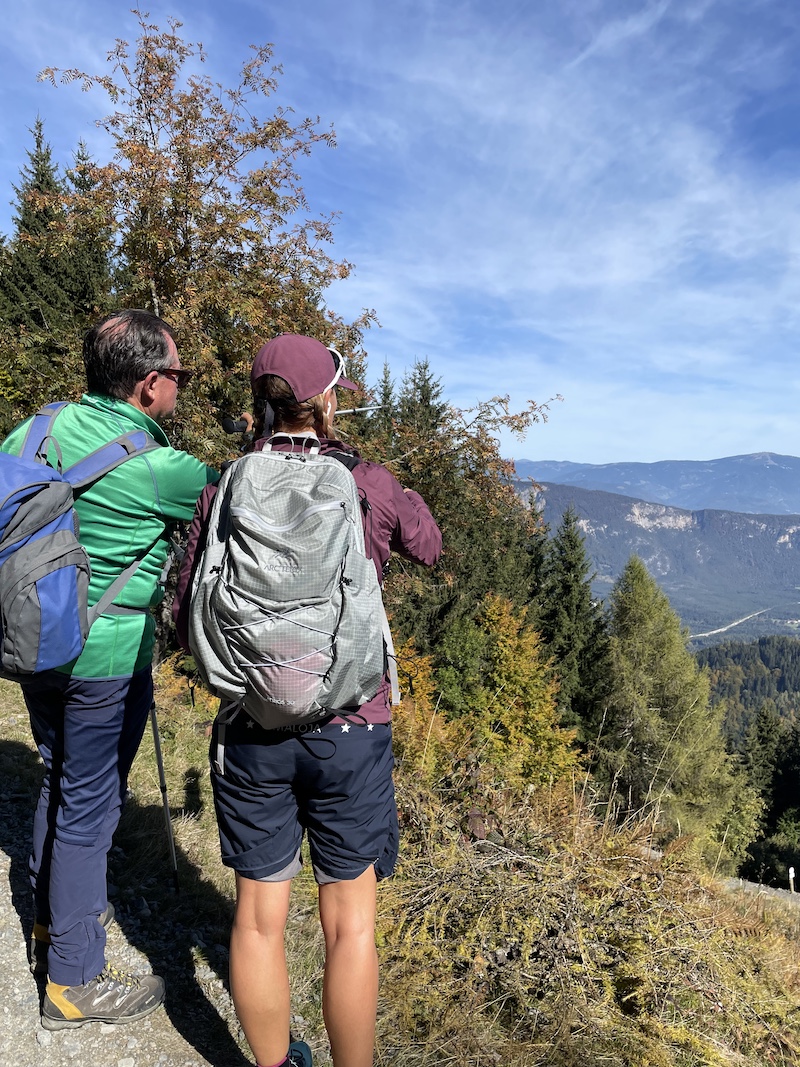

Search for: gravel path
xmin=0 ymin=760 xmax=252 ymax=1067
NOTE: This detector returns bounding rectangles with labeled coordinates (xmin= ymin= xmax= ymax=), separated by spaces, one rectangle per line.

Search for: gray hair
xmin=83 ymin=310 xmax=176 ymax=399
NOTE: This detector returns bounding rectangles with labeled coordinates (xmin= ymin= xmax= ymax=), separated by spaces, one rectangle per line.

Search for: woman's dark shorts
xmin=210 ymin=715 xmax=398 ymax=885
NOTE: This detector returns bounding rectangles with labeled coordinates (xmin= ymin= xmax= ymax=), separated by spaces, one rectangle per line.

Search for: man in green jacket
xmin=1 ymin=309 xmax=218 ymax=1031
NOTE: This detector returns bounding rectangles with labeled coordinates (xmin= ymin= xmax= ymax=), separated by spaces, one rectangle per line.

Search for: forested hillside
xmin=697 ymin=637 xmax=800 ymax=887
xmin=531 ymin=481 xmax=800 ymax=643
xmin=3 ymin=15 xmax=800 ymax=1064
xmin=699 ymin=636 xmax=800 ymax=743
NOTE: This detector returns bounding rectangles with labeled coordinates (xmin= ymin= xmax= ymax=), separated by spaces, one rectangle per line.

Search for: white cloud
xmin=3 ymin=0 xmax=800 ymax=462
xmin=567 ymin=0 xmax=673 ymax=69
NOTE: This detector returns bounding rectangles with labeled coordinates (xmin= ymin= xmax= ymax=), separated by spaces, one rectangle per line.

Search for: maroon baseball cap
xmin=250 ymin=334 xmax=357 ymax=401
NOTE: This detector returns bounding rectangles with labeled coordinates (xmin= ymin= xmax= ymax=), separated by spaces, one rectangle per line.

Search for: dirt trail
xmin=0 ymin=762 xmax=250 ymax=1067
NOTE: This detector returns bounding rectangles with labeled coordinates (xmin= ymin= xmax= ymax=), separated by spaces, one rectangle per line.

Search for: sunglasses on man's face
xmin=155 ymin=367 xmax=194 ymax=389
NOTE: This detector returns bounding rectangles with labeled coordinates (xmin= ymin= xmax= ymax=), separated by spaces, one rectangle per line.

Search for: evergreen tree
xmin=538 ymin=507 xmax=609 ymax=736
xmin=741 ymin=715 xmax=800 ymax=884
xmin=397 ymin=358 xmax=448 ymax=442
xmin=370 ymin=359 xmax=396 ymax=451
xmin=0 ymin=118 xmax=72 ymax=334
xmin=0 ymin=119 xmax=87 ymax=431
xmin=61 ymin=141 xmax=113 ymax=317
xmin=743 ymin=702 xmax=785 ymax=803
xmin=354 ymin=359 xmax=395 ymax=457
xmin=598 ymin=556 xmax=757 ymax=868
xmin=372 ymin=360 xmax=550 ymax=687
xmin=521 ymin=507 xmax=550 ymax=632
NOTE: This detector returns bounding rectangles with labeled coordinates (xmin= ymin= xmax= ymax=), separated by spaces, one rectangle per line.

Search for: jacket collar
xmin=80 ymin=393 xmax=170 ymax=446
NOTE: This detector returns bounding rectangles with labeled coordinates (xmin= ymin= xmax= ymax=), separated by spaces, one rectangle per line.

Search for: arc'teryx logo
xmin=265 ymin=552 xmax=299 ymax=573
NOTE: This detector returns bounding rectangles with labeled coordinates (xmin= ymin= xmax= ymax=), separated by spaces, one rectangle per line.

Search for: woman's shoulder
xmin=347 ymin=453 xmax=399 ymax=490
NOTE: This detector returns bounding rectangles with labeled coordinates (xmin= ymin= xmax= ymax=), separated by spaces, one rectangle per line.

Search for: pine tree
xmin=371 ymin=359 xmax=396 ymax=451
xmin=743 ymin=702 xmax=785 ymax=803
xmin=538 ymin=507 xmax=609 ymax=736
xmin=740 ymin=714 xmax=800 ymax=884
xmin=598 ymin=556 xmax=757 ymax=867
xmin=375 ymin=360 xmax=550 ymax=679
xmin=0 ymin=118 xmax=72 ymax=334
xmin=61 ymin=141 xmax=113 ymax=317
xmin=354 ymin=359 xmax=395 ymax=458
xmin=397 ymin=358 xmax=448 ymax=443
xmin=0 ymin=119 xmax=87 ymax=431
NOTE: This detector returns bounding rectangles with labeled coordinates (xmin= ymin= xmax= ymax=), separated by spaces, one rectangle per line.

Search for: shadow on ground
xmin=0 ymin=738 xmax=249 ymax=1067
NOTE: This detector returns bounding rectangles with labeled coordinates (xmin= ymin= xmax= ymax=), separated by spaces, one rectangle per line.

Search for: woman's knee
xmin=318 ymin=866 xmax=377 ymax=943
xmin=233 ymin=872 xmax=292 ymax=937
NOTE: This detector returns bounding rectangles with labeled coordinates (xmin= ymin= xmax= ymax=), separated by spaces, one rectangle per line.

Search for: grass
xmin=4 ymin=664 xmax=800 ymax=1066
xmin=375 ymin=774 xmax=800 ymax=1066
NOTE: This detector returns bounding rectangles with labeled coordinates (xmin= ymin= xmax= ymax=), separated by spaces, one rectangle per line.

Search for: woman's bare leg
xmin=230 ymin=873 xmax=292 ymax=1066
xmin=318 ymin=866 xmax=378 ymax=1067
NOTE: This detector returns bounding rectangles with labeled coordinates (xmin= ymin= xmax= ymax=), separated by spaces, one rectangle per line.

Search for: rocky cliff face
xmin=526 ymin=481 xmax=800 ymax=645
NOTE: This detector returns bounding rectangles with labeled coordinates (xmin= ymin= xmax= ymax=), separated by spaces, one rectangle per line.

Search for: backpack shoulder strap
xmin=326 ymin=448 xmax=361 ymax=472
xmin=18 ymin=402 xmax=70 ymax=466
xmin=76 ymin=433 xmax=165 ymax=623
xmin=86 ymin=540 xmax=156 ymax=626
xmin=64 ymin=431 xmax=161 ymax=490
xmin=16 ymin=402 xmax=160 ymax=488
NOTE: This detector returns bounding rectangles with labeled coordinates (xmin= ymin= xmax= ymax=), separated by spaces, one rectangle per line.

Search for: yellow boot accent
xmin=32 ymin=921 xmax=50 ymax=944
xmin=45 ymin=982 xmax=85 ymax=1021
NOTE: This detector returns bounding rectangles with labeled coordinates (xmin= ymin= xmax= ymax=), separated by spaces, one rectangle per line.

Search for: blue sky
xmin=2 ymin=0 xmax=800 ymax=464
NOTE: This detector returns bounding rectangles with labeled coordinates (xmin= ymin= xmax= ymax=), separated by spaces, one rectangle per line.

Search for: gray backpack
xmin=188 ymin=435 xmax=390 ymax=729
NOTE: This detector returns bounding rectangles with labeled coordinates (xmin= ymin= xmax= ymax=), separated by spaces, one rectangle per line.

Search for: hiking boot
xmin=288 ymin=1039 xmax=313 ymax=1067
xmin=41 ymin=963 xmax=164 ymax=1031
xmin=30 ymin=903 xmax=116 ymax=975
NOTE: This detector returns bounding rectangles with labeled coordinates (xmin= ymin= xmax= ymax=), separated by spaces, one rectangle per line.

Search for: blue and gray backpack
xmin=0 ymin=402 xmax=159 ymax=680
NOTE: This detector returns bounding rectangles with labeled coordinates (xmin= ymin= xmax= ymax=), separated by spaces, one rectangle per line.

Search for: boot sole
xmin=41 ymin=999 xmax=163 ymax=1031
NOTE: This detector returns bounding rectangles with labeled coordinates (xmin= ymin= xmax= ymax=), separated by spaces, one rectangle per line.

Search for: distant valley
xmin=518 ymin=475 xmax=800 ymax=646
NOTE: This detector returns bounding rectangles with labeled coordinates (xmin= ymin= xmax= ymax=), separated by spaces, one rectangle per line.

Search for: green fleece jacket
xmin=1 ymin=394 xmax=218 ymax=678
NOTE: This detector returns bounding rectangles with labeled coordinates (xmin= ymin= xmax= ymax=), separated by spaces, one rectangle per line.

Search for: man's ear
xmin=128 ymin=370 xmax=159 ymax=413
xmin=139 ymin=370 xmax=160 ymax=405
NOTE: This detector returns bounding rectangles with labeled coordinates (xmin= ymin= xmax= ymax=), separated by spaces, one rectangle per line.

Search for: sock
xmin=256 ymin=1058 xmax=289 ymax=1067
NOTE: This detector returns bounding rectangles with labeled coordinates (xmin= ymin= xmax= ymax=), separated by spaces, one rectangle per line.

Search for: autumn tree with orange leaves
xmin=1 ymin=10 xmax=372 ymax=451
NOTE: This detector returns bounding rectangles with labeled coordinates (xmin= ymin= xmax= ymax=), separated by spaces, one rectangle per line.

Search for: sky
xmin=2 ymin=0 xmax=800 ymax=464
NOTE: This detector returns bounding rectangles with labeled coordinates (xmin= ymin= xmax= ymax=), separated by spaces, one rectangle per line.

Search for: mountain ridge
xmin=514 ymin=452 xmax=800 ymax=515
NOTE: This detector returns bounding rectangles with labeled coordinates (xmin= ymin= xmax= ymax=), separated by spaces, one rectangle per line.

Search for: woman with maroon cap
xmin=173 ymin=335 xmax=442 ymax=1067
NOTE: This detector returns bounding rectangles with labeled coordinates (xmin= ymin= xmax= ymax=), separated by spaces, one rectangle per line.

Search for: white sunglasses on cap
xmin=323 ymin=346 xmax=347 ymax=393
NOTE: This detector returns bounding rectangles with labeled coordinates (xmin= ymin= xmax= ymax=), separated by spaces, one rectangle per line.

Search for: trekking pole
xmin=336 ymin=405 xmax=384 ymax=416
xmin=149 ymin=702 xmax=180 ymax=894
